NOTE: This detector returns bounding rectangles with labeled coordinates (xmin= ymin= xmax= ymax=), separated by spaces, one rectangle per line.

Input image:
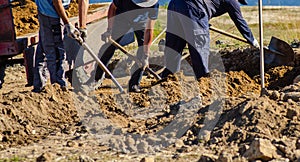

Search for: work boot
xmin=129 ymin=85 xmax=141 ymax=93
xmin=32 ymin=86 xmax=45 ymax=93
xmin=128 ymin=68 xmax=143 ymax=93
xmin=196 ymin=73 xmax=210 ymax=82
xmin=160 ymin=68 xmax=173 ymax=79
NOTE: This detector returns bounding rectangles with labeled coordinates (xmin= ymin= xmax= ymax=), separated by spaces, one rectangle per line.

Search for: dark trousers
xmin=95 ymin=19 xmax=147 ymax=88
xmin=162 ymin=0 xmax=210 ymax=79
xmin=33 ymin=12 xmax=66 ymax=90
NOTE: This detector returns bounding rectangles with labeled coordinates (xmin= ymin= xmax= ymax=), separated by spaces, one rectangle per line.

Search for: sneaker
xmin=129 ymin=85 xmax=141 ymax=93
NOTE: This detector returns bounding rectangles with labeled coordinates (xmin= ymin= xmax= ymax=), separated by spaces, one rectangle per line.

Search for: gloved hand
xmin=65 ymin=23 xmax=80 ymax=39
xmin=79 ymin=28 xmax=88 ymax=41
xmin=140 ymin=53 xmax=149 ymax=70
xmin=101 ymin=29 xmax=112 ymax=42
xmin=252 ymin=39 xmax=260 ymax=48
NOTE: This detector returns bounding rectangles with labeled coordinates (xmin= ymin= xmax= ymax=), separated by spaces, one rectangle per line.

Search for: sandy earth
xmin=0 ymin=0 xmax=299 ymax=161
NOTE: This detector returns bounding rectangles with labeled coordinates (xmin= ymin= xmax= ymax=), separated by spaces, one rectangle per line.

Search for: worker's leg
xmin=38 ymin=13 xmax=67 ymax=88
xmin=53 ymin=22 xmax=67 ymax=88
xmin=33 ymin=14 xmax=48 ymax=92
xmin=95 ymin=20 xmax=131 ymax=82
xmin=127 ymin=29 xmax=145 ymax=92
xmin=161 ymin=2 xmax=187 ymax=78
xmin=180 ymin=2 xmax=210 ymax=79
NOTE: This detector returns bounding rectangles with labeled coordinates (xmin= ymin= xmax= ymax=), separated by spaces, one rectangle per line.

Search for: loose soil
xmin=0 ymin=0 xmax=299 ymax=161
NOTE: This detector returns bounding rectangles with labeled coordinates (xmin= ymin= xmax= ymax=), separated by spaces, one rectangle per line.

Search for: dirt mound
xmin=1 ymin=2 xmax=300 ymax=160
xmin=0 ymin=65 xmax=79 ymax=149
xmin=11 ymin=0 xmax=101 ymax=36
xmin=1 ymin=46 xmax=300 ymax=161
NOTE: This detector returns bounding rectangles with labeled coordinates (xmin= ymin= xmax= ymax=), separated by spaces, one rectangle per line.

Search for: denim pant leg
xmin=33 ymin=40 xmax=47 ymax=89
xmin=38 ymin=13 xmax=66 ymax=87
xmin=183 ymin=5 xmax=210 ymax=78
xmin=168 ymin=1 xmax=210 ymax=79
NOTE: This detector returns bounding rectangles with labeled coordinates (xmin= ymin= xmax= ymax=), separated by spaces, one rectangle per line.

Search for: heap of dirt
xmin=1 ymin=44 xmax=300 ymax=161
xmin=0 ymin=64 xmax=79 ymax=149
xmin=11 ymin=0 xmax=105 ymax=36
xmin=1 ymin=2 xmax=300 ymax=160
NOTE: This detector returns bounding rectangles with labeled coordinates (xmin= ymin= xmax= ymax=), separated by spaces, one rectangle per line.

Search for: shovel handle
xmin=74 ymin=36 xmax=124 ymax=93
xmin=209 ymin=26 xmax=249 ymax=44
xmin=108 ymin=38 xmax=162 ymax=80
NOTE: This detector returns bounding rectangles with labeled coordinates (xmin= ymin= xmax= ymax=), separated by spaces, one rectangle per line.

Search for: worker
xmin=32 ymin=0 xmax=89 ymax=92
xmin=161 ymin=0 xmax=259 ymax=80
xmin=96 ymin=0 xmax=159 ymax=92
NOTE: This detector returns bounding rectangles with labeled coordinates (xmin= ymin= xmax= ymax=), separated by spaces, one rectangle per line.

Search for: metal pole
xmin=259 ymin=0 xmax=266 ymax=96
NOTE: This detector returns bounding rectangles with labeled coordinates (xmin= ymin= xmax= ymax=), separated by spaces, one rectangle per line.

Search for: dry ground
xmin=0 ymin=0 xmax=299 ymax=161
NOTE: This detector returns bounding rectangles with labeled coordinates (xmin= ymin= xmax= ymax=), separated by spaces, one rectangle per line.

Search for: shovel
xmin=73 ymin=35 xmax=124 ymax=93
xmin=108 ymin=37 xmax=162 ymax=80
xmin=209 ymin=26 xmax=295 ymax=66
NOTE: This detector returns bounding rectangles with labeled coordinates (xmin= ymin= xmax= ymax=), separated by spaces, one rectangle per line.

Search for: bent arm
xmin=52 ymin=0 xmax=69 ymax=24
xmin=227 ymin=1 xmax=255 ymax=44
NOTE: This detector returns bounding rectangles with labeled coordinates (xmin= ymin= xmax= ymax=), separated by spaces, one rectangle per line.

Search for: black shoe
xmin=32 ymin=86 xmax=45 ymax=93
xmin=196 ymin=73 xmax=210 ymax=81
xmin=160 ymin=68 xmax=173 ymax=79
xmin=129 ymin=85 xmax=141 ymax=93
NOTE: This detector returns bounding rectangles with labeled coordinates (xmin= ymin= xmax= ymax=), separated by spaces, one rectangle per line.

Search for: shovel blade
xmin=264 ymin=36 xmax=294 ymax=66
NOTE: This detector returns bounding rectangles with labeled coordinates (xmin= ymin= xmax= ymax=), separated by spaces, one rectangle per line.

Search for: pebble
xmin=79 ymin=155 xmax=94 ymax=162
xmin=66 ymin=140 xmax=77 ymax=147
xmin=36 ymin=152 xmax=53 ymax=162
xmin=140 ymin=157 xmax=155 ymax=162
xmin=296 ymin=138 xmax=300 ymax=149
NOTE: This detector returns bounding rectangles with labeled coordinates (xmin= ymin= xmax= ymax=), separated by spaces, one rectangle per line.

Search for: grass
xmin=111 ymin=6 xmax=300 ymax=57
xmin=209 ymin=6 xmax=300 ymax=48
xmin=0 ymin=156 xmax=25 ymax=162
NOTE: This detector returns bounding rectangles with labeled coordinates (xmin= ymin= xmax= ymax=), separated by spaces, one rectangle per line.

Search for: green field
xmin=152 ymin=6 xmax=300 ymax=49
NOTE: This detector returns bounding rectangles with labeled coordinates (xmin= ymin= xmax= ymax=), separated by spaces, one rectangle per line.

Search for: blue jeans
xmin=33 ymin=12 xmax=66 ymax=90
xmin=162 ymin=0 xmax=210 ymax=79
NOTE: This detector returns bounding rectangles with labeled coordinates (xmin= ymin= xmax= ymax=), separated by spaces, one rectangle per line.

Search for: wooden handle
xmin=209 ymin=26 xmax=249 ymax=44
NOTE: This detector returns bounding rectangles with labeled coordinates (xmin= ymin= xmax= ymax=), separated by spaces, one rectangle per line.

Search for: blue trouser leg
xmin=164 ymin=0 xmax=210 ymax=79
xmin=34 ymin=12 xmax=66 ymax=89
xmin=33 ymin=39 xmax=47 ymax=90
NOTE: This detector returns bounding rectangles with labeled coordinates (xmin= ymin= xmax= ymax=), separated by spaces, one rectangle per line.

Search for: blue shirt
xmin=113 ymin=0 xmax=159 ymax=24
xmin=200 ymin=0 xmax=255 ymax=43
xmin=35 ymin=0 xmax=70 ymax=18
